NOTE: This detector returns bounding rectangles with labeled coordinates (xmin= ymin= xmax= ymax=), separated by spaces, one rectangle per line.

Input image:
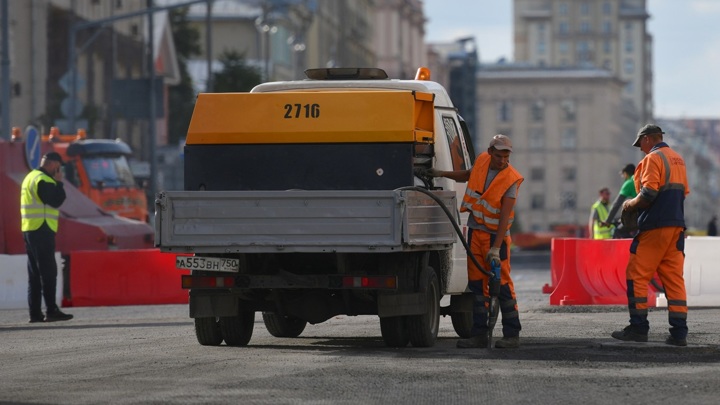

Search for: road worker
xmin=428 ymin=134 xmax=524 ymax=349
xmin=589 ymin=187 xmax=613 ymax=239
xmin=612 ymin=124 xmax=689 ymax=346
xmin=602 ymin=163 xmax=638 ymax=238
xmin=21 ymin=152 xmax=73 ymax=323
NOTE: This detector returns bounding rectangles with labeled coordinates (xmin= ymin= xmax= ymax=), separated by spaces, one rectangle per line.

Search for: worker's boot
xmin=494 ymin=336 xmax=520 ymax=349
xmin=456 ymin=333 xmax=489 ymax=349
xmin=611 ymin=325 xmax=648 ymax=342
xmin=665 ymin=336 xmax=687 ymax=347
xmin=45 ymin=308 xmax=73 ymax=322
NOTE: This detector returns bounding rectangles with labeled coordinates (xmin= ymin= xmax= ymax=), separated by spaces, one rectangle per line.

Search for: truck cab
xmin=45 ymin=128 xmax=149 ymax=222
xmin=156 ymin=67 xmax=477 ymax=348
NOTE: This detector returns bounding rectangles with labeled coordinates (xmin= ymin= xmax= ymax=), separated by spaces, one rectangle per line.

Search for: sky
xmin=423 ymin=0 xmax=720 ymax=119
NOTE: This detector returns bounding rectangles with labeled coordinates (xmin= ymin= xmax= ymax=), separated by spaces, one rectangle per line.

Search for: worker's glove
xmin=621 ymin=209 xmax=639 ymax=233
xmin=485 ymin=247 xmax=501 ymax=266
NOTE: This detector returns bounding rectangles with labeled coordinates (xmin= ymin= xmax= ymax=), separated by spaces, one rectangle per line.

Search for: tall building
xmin=308 ymin=0 xmax=376 ymax=72
xmin=513 ymin=0 xmax=653 ymax=124
xmin=374 ymin=0 xmax=426 ymax=79
xmin=475 ymin=64 xmax=639 ymax=233
xmin=0 ymin=0 xmax=178 ymax=150
xmin=655 ymin=118 xmax=720 ymax=230
xmin=426 ymin=39 xmax=478 ymax=144
xmin=181 ymin=0 xmax=376 ymax=83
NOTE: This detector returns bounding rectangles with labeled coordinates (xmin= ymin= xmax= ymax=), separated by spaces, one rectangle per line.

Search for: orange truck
xmin=42 ymin=127 xmax=149 ymax=222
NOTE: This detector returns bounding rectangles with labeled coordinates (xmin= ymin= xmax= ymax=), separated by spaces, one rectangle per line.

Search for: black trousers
xmin=24 ymin=223 xmax=59 ymax=316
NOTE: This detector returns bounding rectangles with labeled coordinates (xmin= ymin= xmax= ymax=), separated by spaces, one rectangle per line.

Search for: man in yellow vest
xmin=21 ymin=152 xmax=73 ymax=323
xmin=589 ymin=187 xmax=613 ymax=239
xmin=428 ymin=134 xmax=524 ymax=349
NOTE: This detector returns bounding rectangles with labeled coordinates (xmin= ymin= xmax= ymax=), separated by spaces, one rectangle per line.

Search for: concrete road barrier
xmin=0 ymin=253 xmax=63 ymax=309
xmin=684 ymin=237 xmax=720 ymax=307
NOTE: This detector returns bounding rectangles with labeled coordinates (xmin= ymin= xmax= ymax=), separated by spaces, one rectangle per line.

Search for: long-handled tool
xmin=487 ymin=259 xmax=501 ymax=347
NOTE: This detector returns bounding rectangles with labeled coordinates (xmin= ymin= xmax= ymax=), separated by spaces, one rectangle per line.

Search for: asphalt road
xmin=2 ymin=251 xmax=719 ymax=404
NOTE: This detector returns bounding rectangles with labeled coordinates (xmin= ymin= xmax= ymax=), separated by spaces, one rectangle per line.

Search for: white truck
xmin=155 ymin=67 xmax=478 ymax=347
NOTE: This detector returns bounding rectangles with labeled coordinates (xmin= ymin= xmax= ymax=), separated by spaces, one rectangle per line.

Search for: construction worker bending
xmin=612 ymin=124 xmax=689 ymax=346
xmin=428 ymin=134 xmax=523 ymax=349
xmin=589 ymin=187 xmax=613 ymax=239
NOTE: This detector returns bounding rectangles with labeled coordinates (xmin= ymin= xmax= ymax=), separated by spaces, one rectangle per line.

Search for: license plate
xmin=176 ymin=256 xmax=239 ymax=272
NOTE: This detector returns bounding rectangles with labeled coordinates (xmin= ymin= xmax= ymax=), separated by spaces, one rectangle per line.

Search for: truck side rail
xmin=155 ymin=190 xmax=457 ymax=253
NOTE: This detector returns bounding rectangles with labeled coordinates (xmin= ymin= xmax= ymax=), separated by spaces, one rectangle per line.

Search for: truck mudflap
xmin=155 ymin=189 xmax=457 ymax=253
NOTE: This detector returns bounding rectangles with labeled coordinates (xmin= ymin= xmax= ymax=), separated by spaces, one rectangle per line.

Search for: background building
xmin=475 ymin=64 xmax=639 ymax=233
xmin=1 ymin=0 xmax=179 ymax=156
xmin=374 ymin=0 xmax=426 ymax=79
xmin=513 ymin=0 xmax=652 ymax=125
xmin=426 ymin=39 xmax=478 ymax=141
xmin=182 ymin=0 xmax=377 ymax=84
xmin=655 ymin=118 xmax=720 ymax=231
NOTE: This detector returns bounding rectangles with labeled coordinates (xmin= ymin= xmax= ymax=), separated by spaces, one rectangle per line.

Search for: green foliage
xmin=168 ymin=7 xmax=201 ymax=145
xmin=212 ymin=50 xmax=262 ymax=93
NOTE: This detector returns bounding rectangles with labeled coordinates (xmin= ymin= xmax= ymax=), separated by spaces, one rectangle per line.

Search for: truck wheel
xmin=450 ymin=295 xmax=473 ymax=338
xmin=194 ymin=317 xmax=223 ymax=346
xmin=219 ymin=311 xmax=255 ymax=346
xmin=407 ymin=266 xmax=440 ymax=347
xmin=380 ymin=316 xmax=409 ymax=347
xmin=262 ymin=312 xmax=307 ymax=338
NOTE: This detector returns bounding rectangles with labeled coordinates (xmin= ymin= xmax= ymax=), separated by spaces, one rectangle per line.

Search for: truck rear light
xmin=181 ymin=275 xmax=235 ymax=289
xmin=341 ymin=276 xmax=396 ymax=289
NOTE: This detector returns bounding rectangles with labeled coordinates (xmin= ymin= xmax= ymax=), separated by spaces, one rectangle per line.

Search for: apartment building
xmin=1 ymin=0 xmax=178 ymax=153
xmin=374 ymin=0 xmax=426 ymax=79
xmin=183 ymin=0 xmax=377 ymax=83
xmin=475 ymin=64 xmax=639 ymax=232
xmin=655 ymin=118 xmax=720 ymax=230
xmin=513 ymin=0 xmax=652 ymax=124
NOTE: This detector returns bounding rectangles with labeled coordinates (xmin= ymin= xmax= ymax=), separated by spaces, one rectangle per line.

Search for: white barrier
xmin=684 ymin=237 xmax=720 ymax=307
xmin=0 ymin=253 xmax=63 ymax=310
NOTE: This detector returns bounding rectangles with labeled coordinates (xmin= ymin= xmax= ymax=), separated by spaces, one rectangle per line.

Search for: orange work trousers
xmin=467 ymin=228 xmax=521 ymax=337
xmin=626 ymin=226 xmax=687 ymax=338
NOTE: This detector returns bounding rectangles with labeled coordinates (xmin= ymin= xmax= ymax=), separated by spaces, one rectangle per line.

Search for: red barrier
xmin=549 ymin=238 xmax=656 ymax=306
xmin=543 ymin=238 xmax=570 ymax=293
xmin=68 ymin=249 xmax=189 ymax=307
xmin=549 ymin=239 xmax=588 ymax=305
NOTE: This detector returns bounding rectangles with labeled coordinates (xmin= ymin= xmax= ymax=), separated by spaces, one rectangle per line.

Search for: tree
xmin=167 ymin=7 xmax=201 ymax=145
xmin=212 ymin=50 xmax=262 ymax=93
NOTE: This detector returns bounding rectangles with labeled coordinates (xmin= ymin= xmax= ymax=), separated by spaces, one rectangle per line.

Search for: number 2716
xmin=284 ymin=103 xmax=320 ymax=119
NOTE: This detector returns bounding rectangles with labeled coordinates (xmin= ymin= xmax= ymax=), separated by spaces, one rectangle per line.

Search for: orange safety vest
xmin=460 ymin=152 xmax=523 ymax=233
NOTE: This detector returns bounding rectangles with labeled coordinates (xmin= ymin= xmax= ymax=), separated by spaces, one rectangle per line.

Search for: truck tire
xmin=407 ymin=266 xmax=440 ymax=347
xmin=262 ymin=312 xmax=307 ymax=338
xmin=219 ymin=311 xmax=255 ymax=346
xmin=194 ymin=317 xmax=223 ymax=346
xmin=450 ymin=295 xmax=473 ymax=338
xmin=380 ymin=316 xmax=410 ymax=347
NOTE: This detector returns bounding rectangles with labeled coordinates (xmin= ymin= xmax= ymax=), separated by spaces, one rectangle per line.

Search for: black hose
xmin=394 ymin=186 xmax=492 ymax=277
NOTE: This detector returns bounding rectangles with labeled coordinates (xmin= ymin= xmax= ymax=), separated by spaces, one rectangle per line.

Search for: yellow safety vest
xmin=591 ymin=200 xmax=613 ymax=239
xmin=20 ymin=169 xmax=60 ymax=232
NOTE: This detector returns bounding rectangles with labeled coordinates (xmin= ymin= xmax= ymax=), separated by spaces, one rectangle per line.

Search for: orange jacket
xmin=460 ymin=152 xmax=523 ymax=233
xmin=635 ymin=143 xmax=689 ymax=231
